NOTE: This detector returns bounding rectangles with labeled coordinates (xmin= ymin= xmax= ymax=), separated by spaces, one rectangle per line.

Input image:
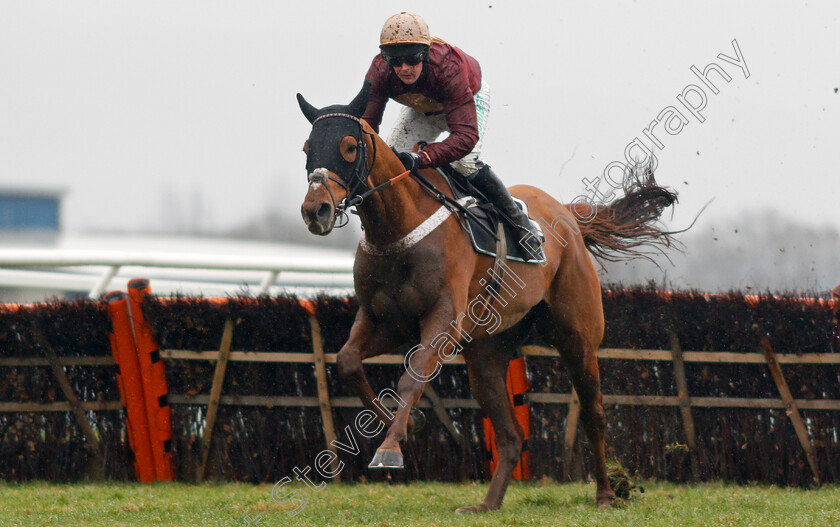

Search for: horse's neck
xmin=357 ymin=132 xmax=431 ymax=244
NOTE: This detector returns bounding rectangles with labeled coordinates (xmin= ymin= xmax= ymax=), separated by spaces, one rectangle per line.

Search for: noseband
xmin=306 ymin=112 xmax=376 ymax=228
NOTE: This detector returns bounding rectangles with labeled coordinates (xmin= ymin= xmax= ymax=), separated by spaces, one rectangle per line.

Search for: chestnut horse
xmin=297 ymin=83 xmax=677 ymax=512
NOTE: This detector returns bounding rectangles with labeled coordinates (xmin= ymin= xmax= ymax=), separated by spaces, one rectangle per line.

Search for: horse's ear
xmin=347 ymin=81 xmax=371 ymax=118
xmin=297 ymin=93 xmax=319 ymax=124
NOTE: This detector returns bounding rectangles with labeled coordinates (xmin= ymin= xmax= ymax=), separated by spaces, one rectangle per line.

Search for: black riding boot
xmin=468 ymin=164 xmax=543 ymax=256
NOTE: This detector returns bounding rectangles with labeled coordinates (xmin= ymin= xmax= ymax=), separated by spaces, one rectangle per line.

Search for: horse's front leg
xmin=368 ymin=297 xmax=457 ymax=469
xmin=336 ymin=308 xmax=403 ymax=428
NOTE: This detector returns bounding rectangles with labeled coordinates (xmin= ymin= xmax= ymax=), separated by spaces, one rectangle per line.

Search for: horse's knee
xmin=336 ymin=349 xmax=363 ymax=382
xmin=578 ymin=398 xmax=607 ymax=430
xmin=572 ymin=382 xmax=604 ymax=420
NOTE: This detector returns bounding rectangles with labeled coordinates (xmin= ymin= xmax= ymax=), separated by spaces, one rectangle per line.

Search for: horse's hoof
xmin=408 ymin=408 xmax=426 ymax=435
xmin=368 ymin=449 xmax=403 ymax=469
xmin=455 ymin=504 xmax=492 ymax=514
xmin=597 ymin=493 xmax=617 ymax=510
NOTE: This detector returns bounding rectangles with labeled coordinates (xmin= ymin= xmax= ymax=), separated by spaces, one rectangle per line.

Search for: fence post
xmin=424 ymin=384 xmax=465 ymax=446
xmin=563 ymin=387 xmax=580 ymax=481
xmin=197 ymin=318 xmax=235 ymax=482
xmin=833 ymin=286 xmax=840 ymax=353
xmin=257 ymin=271 xmax=279 ymax=295
xmin=669 ymin=328 xmax=701 ymax=481
xmin=88 ymin=265 xmax=120 ymax=299
xmin=756 ymin=330 xmax=821 ymax=484
xmin=309 ymin=314 xmax=340 ymax=478
xmin=31 ymin=322 xmax=104 ymax=478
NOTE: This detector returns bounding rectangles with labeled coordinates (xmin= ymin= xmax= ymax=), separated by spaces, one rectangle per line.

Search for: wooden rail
xmin=3 ymin=346 xmax=839 ymax=414
xmin=6 ymin=347 xmax=839 ymax=368
xmin=2 ymin=332 xmax=837 ymax=483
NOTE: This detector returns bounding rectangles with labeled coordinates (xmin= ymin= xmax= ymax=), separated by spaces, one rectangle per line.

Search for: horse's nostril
xmin=316 ymin=203 xmax=333 ymax=222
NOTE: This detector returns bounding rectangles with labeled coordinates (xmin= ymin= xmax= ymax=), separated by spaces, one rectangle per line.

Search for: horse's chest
xmin=368 ymin=284 xmax=428 ymax=322
xmin=357 ymin=258 xmax=443 ymax=324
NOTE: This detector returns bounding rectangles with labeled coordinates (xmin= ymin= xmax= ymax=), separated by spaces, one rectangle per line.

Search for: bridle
xmin=306 ymin=112 xmax=376 ymax=228
xmin=306 ymin=112 xmax=475 ymax=236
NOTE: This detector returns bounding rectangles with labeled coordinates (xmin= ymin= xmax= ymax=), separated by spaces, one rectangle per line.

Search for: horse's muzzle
xmin=301 ymin=201 xmax=335 ymax=235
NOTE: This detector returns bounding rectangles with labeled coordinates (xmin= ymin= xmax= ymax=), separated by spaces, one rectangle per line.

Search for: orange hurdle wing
xmin=128 ymin=279 xmax=175 ymax=481
xmin=482 ymin=354 xmax=530 ymax=480
xmin=105 ymin=291 xmax=156 ymax=483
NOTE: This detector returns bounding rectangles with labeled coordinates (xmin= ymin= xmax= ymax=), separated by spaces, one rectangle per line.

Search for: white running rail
xmin=0 ymin=249 xmax=356 ymax=299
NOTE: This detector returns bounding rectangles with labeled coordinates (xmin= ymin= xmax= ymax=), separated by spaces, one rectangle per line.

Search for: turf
xmin=0 ymin=480 xmax=837 ymax=526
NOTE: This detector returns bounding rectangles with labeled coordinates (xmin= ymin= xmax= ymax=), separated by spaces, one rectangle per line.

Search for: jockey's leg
xmin=386 ymin=106 xmax=444 ymax=152
xmin=450 ymin=77 xmax=491 ymax=175
xmin=450 ymin=80 xmax=542 ymax=256
xmin=466 ymin=164 xmax=543 ymax=256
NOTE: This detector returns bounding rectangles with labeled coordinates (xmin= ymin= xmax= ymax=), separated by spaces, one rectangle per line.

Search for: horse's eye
xmin=339 ymin=136 xmax=359 ymax=162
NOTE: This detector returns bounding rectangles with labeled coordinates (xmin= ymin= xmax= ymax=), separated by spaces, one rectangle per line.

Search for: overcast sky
xmin=1 ymin=1 xmax=838 ymax=238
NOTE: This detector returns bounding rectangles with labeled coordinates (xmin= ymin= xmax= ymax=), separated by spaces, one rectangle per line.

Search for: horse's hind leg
xmin=558 ymin=332 xmax=616 ymax=508
xmin=539 ymin=289 xmax=617 ymax=509
xmin=456 ymin=335 xmax=523 ymax=513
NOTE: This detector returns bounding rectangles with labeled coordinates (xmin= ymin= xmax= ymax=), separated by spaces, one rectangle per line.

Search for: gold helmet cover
xmin=380 ymin=12 xmax=432 ymax=48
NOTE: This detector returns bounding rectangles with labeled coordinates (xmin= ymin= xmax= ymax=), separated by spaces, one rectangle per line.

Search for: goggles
xmin=383 ymin=51 xmax=425 ymax=68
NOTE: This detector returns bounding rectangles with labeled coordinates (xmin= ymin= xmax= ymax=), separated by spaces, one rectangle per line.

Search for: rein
xmin=343 ymin=169 xmax=412 ymax=208
xmin=408 ymin=168 xmax=500 ymax=241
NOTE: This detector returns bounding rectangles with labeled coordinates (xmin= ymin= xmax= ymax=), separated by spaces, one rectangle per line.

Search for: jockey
xmin=362 ymin=12 xmax=542 ymax=254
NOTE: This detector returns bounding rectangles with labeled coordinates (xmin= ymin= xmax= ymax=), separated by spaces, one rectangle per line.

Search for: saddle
xmin=434 ymin=165 xmax=546 ymax=264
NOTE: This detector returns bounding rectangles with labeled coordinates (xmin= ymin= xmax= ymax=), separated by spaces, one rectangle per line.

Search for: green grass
xmin=0 ymin=480 xmax=837 ymax=526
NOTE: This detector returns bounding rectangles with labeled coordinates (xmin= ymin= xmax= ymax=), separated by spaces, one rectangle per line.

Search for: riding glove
xmin=397 ymin=151 xmax=422 ymax=172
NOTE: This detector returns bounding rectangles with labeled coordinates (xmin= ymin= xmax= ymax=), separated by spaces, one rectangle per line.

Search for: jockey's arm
xmin=362 ymin=60 xmax=389 ymax=133
xmin=361 ymin=91 xmax=387 ymax=134
xmin=418 ymin=80 xmax=479 ymax=168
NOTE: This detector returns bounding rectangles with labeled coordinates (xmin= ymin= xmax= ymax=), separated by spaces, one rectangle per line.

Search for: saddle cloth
xmin=435 ymin=167 xmax=547 ymax=264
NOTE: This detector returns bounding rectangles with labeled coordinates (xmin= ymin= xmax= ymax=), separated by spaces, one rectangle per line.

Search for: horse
xmin=296 ymin=82 xmax=677 ymax=512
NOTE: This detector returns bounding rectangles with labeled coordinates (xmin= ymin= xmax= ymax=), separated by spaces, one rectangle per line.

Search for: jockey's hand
xmin=397 ymin=151 xmax=422 ymax=172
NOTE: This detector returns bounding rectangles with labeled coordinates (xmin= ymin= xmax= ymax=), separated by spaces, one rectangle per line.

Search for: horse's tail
xmin=571 ymin=163 xmax=679 ymax=262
